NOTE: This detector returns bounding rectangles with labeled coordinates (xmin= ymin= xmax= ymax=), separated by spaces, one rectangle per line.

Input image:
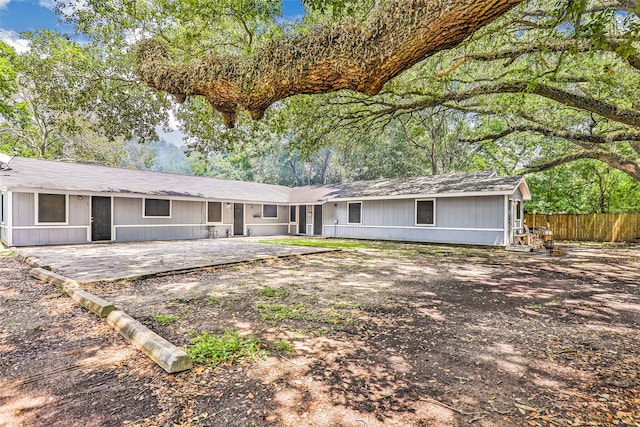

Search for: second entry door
xmin=298 ymin=205 xmax=306 ymax=234
xmin=233 ymin=203 xmax=244 ymax=236
xmin=313 ymin=205 xmax=323 ymax=235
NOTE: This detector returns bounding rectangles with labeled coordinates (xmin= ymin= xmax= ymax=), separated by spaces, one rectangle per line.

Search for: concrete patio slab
xmin=14 ymin=238 xmax=335 ymax=283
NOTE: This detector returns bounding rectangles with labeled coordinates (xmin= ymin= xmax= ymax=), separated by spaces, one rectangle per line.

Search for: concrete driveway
xmin=14 ymin=238 xmax=335 ymax=283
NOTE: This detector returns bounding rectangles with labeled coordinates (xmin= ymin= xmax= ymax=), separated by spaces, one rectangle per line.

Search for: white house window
xmin=38 ymin=193 xmax=67 ymax=223
xmin=263 ymin=204 xmax=278 ymax=218
xmin=416 ymin=199 xmax=435 ymax=226
xmin=0 ymin=193 xmax=4 ymax=224
xmin=207 ymin=201 xmax=222 ymax=223
xmin=289 ymin=205 xmax=296 ymax=222
xmin=144 ymin=198 xmax=171 ymax=217
xmin=348 ymin=202 xmax=362 ymax=224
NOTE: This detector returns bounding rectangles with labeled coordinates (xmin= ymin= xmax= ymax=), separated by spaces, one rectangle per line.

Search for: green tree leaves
xmin=0 ymin=31 xmax=168 ymax=160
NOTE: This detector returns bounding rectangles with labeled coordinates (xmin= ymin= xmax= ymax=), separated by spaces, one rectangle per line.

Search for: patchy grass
xmin=185 ymin=330 xmax=266 ymax=366
xmin=259 ymin=238 xmax=373 ymax=249
xmin=256 ymin=303 xmax=312 ymax=323
xmin=153 ymin=314 xmax=178 ymax=325
xmin=260 ymin=285 xmax=288 ymax=298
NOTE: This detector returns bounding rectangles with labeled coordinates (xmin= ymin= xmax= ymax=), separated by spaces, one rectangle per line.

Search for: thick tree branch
xmin=134 ymin=0 xmax=522 ymax=128
xmin=523 ymin=150 xmax=640 ymax=181
xmin=461 ymin=124 xmax=640 ymax=145
xmin=390 ymin=82 xmax=640 ymax=128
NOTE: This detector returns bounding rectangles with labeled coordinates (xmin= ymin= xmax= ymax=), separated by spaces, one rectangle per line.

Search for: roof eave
xmin=517 ymin=177 xmax=532 ymax=201
xmin=5 ymin=186 xmax=291 ymax=205
xmin=326 ymin=189 xmax=520 ymax=202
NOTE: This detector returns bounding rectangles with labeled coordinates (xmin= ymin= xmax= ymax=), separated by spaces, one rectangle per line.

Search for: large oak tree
xmin=71 ymin=0 xmax=524 ymax=128
xmin=300 ymin=0 xmax=640 ymax=181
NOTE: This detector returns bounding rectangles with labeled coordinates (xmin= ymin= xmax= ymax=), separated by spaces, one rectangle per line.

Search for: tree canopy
xmin=70 ymin=0 xmax=523 ymax=128
xmin=0 ymin=31 xmax=168 ymax=160
xmin=291 ymin=0 xmax=640 ymax=181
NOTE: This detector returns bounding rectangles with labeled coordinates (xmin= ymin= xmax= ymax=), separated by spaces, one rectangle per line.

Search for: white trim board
xmin=13 ymin=225 xmax=90 ymax=231
xmin=328 ymin=190 xmax=517 ymax=202
xmin=325 ymin=224 xmax=504 ymax=232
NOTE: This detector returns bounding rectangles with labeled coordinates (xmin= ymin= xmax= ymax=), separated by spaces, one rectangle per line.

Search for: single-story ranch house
xmin=0 ymin=153 xmax=530 ymax=247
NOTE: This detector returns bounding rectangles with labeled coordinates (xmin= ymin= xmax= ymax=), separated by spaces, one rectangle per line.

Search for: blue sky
xmin=0 ymin=0 xmax=306 ymax=52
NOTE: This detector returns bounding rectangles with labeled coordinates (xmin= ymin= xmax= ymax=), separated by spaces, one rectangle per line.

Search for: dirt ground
xmin=1 ymin=241 xmax=639 ymax=426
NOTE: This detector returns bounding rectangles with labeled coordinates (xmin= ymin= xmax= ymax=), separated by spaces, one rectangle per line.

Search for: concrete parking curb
xmin=107 ymin=310 xmax=193 ymax=374
xmin=29 ymin=267 xmax=79 ymax=288
xmin=13 ymin=249 xmax=47 ymax=269
xmin=30 ymin=268 xmax=116 ymax=318
xmin=28 ymin=267 xmax=192 ymax=373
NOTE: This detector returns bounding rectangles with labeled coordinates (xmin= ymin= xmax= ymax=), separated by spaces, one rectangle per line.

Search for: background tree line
xmin=0 ymin=0 xmax=639 ymax=214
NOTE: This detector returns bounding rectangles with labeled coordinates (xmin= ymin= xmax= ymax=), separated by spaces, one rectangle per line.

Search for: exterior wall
xmin=5 ymin=189 xmax=516 ymax=247
xmin=288 ymin=204 xmax=315 ymax=235
xmin=322 ymin=196 xmax=507 ymax=246
xmin=508 ymin=188 xmax=526 ymax=245
xmin=113 ymin=197 xmax=208 ymax=242
xmin=6 ymin=192 xmax=292 ymax=246
xmin=11 ymin=191 xmax=91 ymax=246
xmin=244 ymin=203 xmax=289 ymax=237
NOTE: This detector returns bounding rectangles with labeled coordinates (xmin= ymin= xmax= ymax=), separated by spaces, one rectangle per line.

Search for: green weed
xmin=185 ymin=330 xmax=266 ymax=366
xmin=153 ymin=314 xmax=178 ymax=325
xmin=260 ymin=285 xmax=288 ymax=298
xmin=274 ymin=339 xmax=294 ymax=353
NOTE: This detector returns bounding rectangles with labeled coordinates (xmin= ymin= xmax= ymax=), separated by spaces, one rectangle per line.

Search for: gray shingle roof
xmin=0 ymin=156 xmax=530 ymax=203
xmin=1 ymin=156 xmax=292 ymax=204
xmin=290 ymin=171 xmax=530 ymax=202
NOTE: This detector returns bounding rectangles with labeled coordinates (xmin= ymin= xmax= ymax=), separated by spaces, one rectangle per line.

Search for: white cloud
xmin=0 ymin=0 xmax=10 ymax=9
xmin=0 ymin=29 xmax=30 ymax=52
xmin=39 ymin=0 xmax=85 ymax=16
xmin=38 ymin=0 xmax=55 ymax=9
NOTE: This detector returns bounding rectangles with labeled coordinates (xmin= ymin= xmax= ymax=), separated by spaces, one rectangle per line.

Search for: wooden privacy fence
xmin=524 ymin=213 xmax=640 ymax=243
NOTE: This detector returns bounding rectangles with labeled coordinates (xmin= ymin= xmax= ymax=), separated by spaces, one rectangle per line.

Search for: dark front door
xmin=91 ymin=196 xmax=111 ymax=241
xmin=313 ymin=204 xmax=323 ymax=235
xmin=298 ymin=205 xmax=306 ymax=234
xmin=233 ymin=203 xmax=244 ymax=236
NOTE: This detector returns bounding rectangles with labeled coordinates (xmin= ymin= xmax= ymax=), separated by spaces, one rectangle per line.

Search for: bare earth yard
xmin=1 ymin=240 xmax=639 ymax=426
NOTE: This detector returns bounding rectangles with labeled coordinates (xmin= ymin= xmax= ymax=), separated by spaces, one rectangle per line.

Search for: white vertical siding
xmin=113 ymin=197 xmax=209 ymax=242
xmin=243 ymin=203 xmax=289 ymax=236
xmin=323 ymin=195 xmax=507 ymax=246
xmin=10 ymin=192 xmax=90 ymax=246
